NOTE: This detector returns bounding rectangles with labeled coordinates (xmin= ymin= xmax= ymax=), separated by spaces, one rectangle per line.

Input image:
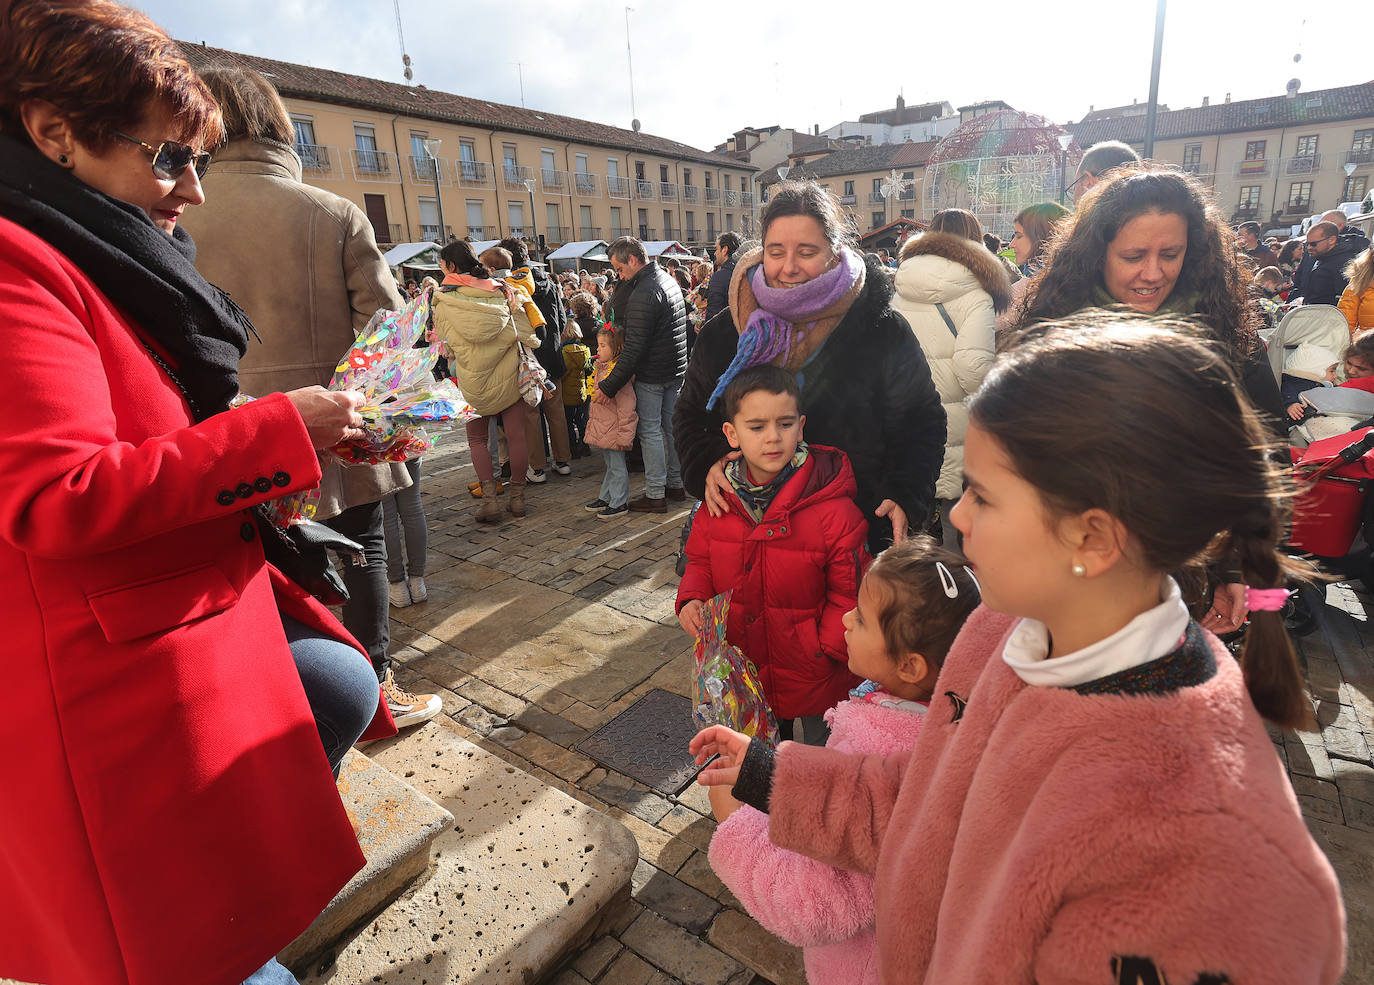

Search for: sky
xmin=136 ymin=0 xmax=1358 ymax=152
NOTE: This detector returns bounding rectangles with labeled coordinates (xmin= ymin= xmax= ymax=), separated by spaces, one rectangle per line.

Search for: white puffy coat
xmin=892 ymin=232 xmax=1010 ymax=500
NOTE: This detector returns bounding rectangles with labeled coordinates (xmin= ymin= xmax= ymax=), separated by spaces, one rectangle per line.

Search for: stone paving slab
xmin=303 ymin=719 xmax=638 ymax=985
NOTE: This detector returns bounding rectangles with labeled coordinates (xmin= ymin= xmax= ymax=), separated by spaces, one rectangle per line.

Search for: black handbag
xmin=255 ymin=507 xmax=363 ymax=606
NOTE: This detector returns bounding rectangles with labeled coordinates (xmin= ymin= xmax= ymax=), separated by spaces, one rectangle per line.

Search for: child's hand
xmin=708 ymin=783 xmax=743 ymax=822
xmin=679 ymin=599 xmax=704 ymax=637
xmin=1287 ymin=402 xmax=1306 ymax=421
xmin=690 ymin=725 xmax=752 ymax=787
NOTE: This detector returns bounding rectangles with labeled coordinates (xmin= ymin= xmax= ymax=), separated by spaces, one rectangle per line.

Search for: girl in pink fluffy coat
xmin=707 ymin=536 xmax=980 ymax=985
xmin=692 ymin=313 xmax=1347 ymax=985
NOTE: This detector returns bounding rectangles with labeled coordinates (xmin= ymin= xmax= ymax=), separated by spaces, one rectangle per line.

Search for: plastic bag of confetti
xmin=691 ymin=590 xmax=779 ymax=747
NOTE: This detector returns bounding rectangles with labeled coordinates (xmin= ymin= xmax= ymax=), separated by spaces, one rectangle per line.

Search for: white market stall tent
xmin=545 ymin=240 xmax=610 ymax=275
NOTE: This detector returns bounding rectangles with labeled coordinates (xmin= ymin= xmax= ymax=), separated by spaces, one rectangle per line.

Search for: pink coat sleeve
xmin=767 ymin=742 xmax=911 ymax=874
xmin=710 ymin=805 xmax=876 ymax=948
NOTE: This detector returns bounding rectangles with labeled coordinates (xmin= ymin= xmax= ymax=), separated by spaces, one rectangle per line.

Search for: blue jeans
xmin=382 ymin=458 xmax=427 ymax=582
xmin=283 ymin=614 xmax=381 ymax=778
xmin=634 ymin=377 xmax=683 ymax=498
xmin=599 ymin=448 xmax=629 ymax=508
xmin=241 ymin=957 xmax=298 ymax=985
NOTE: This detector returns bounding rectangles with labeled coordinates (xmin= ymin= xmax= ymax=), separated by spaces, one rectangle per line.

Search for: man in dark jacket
xmin=704 ymin=231 xmax=740 ymax=323
xmin=597 ymin=236 xmax=688 ymax=511
xmin=1304 ymin=221 xmax=1364 ymax=307
xmin=500 ymin=236 xmax=571 ymax=479
xmin=1237 ymin=221 xmax=1278 ymax=270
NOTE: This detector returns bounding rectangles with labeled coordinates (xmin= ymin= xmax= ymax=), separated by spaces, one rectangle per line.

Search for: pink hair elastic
xmin=1245 ymin=587 xmax=1293 ymax=612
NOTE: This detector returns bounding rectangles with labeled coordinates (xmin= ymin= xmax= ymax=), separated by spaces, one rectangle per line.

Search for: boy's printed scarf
xmin=707 ymin=247 xmax=865 ymax=409
xmin=726 ymin=442 xmax=809 ymax=522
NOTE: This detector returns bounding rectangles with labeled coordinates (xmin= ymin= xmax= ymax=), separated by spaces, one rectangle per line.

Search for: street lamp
xmin=521 ymin=176 xmax=539 ymax=258
xmin=1056 ymin=133 xmax=1074 ymax=205
xmin=421 ymin=138 xmax=446 ymax=243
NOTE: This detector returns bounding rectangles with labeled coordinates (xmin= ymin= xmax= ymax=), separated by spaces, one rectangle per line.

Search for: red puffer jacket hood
xmin=677 ymin=445 xmax=871 ymax=719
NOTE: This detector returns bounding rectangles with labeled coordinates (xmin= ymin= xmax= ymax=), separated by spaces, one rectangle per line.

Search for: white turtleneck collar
xmin=1001 ymin=577 xmax=1190 ymax=688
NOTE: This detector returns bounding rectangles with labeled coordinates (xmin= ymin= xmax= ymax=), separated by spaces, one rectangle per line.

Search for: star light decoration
xmin=879 ymin=169 xmax=914 ymax=204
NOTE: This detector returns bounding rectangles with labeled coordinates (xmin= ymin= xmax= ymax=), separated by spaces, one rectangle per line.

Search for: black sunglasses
xmin=113 ymin=130 xmax=211 ymax=180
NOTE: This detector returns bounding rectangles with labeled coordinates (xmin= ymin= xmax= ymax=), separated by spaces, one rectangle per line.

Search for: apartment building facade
xmin=180 ymin=43 xmax=758 ymax=250
xmin=758 ymin=140 xmax=937 ymax=236
xmin=1070 ymin=82 xmax=1374 ymax=228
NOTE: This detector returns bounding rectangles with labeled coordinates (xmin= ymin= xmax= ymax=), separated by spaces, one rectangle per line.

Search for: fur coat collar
xmin=898 ymin=232 xmax=1012 ymax=313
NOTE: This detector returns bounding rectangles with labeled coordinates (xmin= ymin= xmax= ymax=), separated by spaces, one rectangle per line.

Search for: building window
xmin=726 ymin=213 xmax=735 ymax=231
xmin=579 ymin=205 xmax=594 ymax=237
xmin=872 ymin=178 xmax=882 ymax=195
xmin=545 ymin=203 xmax=561 ymax=239
xmin=607 ymin=158 xmax=620 ymax=177
xmin=465 ymin=200 xmax=484 ymax=236
xmin=354 ymin=124 xmax=383 ymax=172
xmin=575 ymin=153 xmax=589 ymax=173
xmin=292 ymin=116 xmax=326 ymax=170
xmin=1352 ymin=129 xmax=1374 ymax=165
xmin=1237 ymin=186 xmax=1261 ymax=213
xmin=1288 ymin=181 xmax=1313 ymax=210
xmin=704 ymin=172 xmax=712 ymax=189
xmin=724 ymin=174 xmax=732 ymax=191
xmin=459 ymin=139 xmax=476 ymax=162
xmin=900 ymin=208 xmax=915 ymax=218
xmin=706 ymin=212 xmax=716 ymax=238
xmin=637 ymin=208 xmax=649 ymax=238
xmin=1295 ymin=135 xmax=1319 ymax=158
xmin=685 ymin=210 xmax=695 ymax=236
xmin=411 ymin=131 xmax=436 ymax=179
xmin=844 ymin=180 xmax=854 ymax=196
xmin=1182 ymin=143 xmax=1202 ymax=171
xmin=610 ymin=206 xmax=623 ymax=234
xmin=660 ymin=164 xmax=669 ymax=182
xmin=1244 ymin=140 xmax=1266 ymax=161
xmin=872 ymin=211 xmax=885 ymax=228
xmin=503 ymin=143 xmax=519 ymax=182
xmin=1344 ymin=175 xmax=1368 ymax=202
xmin=418 ymin=196 xmax=440 ymax=242
xmin=508 ymin=202 xmax=525 ymax=234
xmin=683 ymin=167 xmax=692 ymax=186
xmin=634 ymin=161 xmax=645 ymax=180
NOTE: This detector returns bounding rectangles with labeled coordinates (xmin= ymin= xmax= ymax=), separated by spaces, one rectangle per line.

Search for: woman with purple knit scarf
xmin=674 ymin=181 xmax=946 ymax=553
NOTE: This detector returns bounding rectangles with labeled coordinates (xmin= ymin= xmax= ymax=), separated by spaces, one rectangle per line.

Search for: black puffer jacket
xmin=705 ymin=254 xmax=736 ymax=322
xmin=674 ymin=253 xmax=946 ymax=553
xmin=1305 ymin=233 xmax=1367 ymax=307
xmin=520 ymin=263 xmax=566 ymax=378
xmin=600 ymin=262 xmax=688 ymax=395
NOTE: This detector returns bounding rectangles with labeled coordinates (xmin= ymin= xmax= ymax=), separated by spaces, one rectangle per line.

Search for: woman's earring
xmin=58 ymin=154 xmax=68 ymax=164
xmin=1071 ymin=562 xmax=1087 ymax=577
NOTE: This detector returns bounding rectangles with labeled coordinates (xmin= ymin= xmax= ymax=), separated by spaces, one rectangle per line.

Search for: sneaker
xmin=382 ymin=669 xmax=442 ymax=728
xmin=407 ymin=576 xmax=428 ymax=603
xmin=387 ymin=580 xmax=411 ymax=608
xmin=628 ymin=495 xmax=667 ymax=514
xmin=554 ymin=461 xmax=572 ymax=476
xmin=526 ymin=467 xmax=548 ymax=484
xmin=584 ymin=498 xmax=609 ymax=512
xmin=597 ymin=503 xmax=629 ymax=519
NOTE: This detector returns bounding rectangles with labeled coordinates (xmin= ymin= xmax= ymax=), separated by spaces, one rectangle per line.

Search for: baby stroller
xmin=1266 ymin=304 xmax=1362 ymax=447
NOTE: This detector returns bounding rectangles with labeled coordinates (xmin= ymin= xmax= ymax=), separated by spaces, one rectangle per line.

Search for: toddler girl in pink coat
xmin=707 ymin=536 xmax=979 ymax=985
xmin=691 ymin=315 xmax=1347 ymax=984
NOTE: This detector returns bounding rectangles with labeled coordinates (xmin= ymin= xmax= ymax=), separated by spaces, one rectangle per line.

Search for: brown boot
xmin=507 ymin=481 xmax=526 ymax=517
xmin=475 ymin=480 xmax=502 ymax=522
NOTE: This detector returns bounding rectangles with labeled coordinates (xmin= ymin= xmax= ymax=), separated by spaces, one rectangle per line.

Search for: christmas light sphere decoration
xmin=925 ymin=109 xmax=1082 ymax=238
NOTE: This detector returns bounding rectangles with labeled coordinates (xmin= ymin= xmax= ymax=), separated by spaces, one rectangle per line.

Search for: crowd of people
xmin=0 ymin=1 xmax=1356 ymax=983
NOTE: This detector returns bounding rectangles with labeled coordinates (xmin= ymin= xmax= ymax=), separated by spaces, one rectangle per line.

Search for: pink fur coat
xmin=766 ymin=606 xmax=1346 ymax=984
xmin=709 ymin=692 xmax=926 ymax=985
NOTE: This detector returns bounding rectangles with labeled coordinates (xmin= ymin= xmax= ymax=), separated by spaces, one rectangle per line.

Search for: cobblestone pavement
xmin=383 ymin=433 xmax=1374 ymax=985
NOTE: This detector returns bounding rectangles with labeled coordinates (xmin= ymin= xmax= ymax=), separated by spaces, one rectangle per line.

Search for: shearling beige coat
xmin=183 ymin=139 xmax=410 ymax=519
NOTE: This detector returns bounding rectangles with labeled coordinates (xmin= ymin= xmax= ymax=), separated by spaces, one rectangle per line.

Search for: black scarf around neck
xmin=0 ymin=135 xmax=257 ymax=421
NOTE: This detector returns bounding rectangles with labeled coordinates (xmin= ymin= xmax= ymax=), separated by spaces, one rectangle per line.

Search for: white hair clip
xmin=936 ymin=562 xmax=959 ymax=599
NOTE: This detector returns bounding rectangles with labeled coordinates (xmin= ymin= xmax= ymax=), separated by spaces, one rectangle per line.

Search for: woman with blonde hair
xmin=1339 ymin=247 xmax=1374 ymax=336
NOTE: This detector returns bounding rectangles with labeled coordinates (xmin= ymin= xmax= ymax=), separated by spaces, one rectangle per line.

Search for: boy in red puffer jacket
xmin=676 ymin=365 xmax=870 ymax=745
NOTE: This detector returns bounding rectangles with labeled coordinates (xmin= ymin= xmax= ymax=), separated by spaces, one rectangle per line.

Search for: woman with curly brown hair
xmin=1015 ymin=164 xmax=1285 ymax=638
xmin=1018 ymin=164 xmax=1282 ymax=425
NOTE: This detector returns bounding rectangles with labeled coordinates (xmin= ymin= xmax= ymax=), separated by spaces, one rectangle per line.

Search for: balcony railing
xmin=577 ymin=226 xmax=602 ymax=240
xmin=682 ymin=185 xmax=700 ymax=203
xmin=1234 ymin=158 xmax=1271 ymax=179
xmin=574 ymin=172 xmax=601 ymax=197
xmin=1232 ymin=203 xmax=1263 ymax=221
xmin=419 ymin=224 xmax=442 ymax=243
xmin=1284 ymin=198 xmax=1313 ymax=214
xmin=350 ymin=148 xmax=399 ymax=182
xmin=502 ymin=164 xmax=535 ymax=190
xmin=609 ymin=226 xmax=632 ymax=238
xmin=1345 ymin=148 xmax=1374 ymax=168
xmin=741 ymin=192 xmax=756 ymax=208
xmin=607 ymin=175 xmax=632 ymax=199
xmin=371 ymin=222 xmax=401 ymax=245
xmin=659 ymin=182 xmax=679 ymax=203
xmin=294 ymin=143 xmax=340 ymax=179
xmin=541 ymin=168 xmax=571 ymax=195
xmin=634 ymin=179 xmax=657 ymax=201
xmin=636 ymin=225 xmax=656 ymax=239
xmin=724 ymin=190 xmax=741 ymax=208
xmin=466 ymin=225 xmax=496 ymax=239
xmin=663 ymin=226 xmax=681 ymax=240
xmin=406 ymin=155 xmax=450 ymax=187
xmin=542 ymin=225 xmax=569 ymax=243
xmin=684 ymin=228 xmax=701 ymax=242
xmin=704 ymin=187 xmax=721 ymax=204
xmin=839 ymin=193 xmax=857 ymax=206
xmin=1283 ymin=153 xmax=1322 ymax=176
xmin=868 ymin=191 xmax=886 ymax=205
xmin=507 ymin=225 xmax=528 ymax=237
xmin=456 ymin=160 xmax=494 ymax=189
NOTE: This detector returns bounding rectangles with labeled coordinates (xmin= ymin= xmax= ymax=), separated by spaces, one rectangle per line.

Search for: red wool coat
xmin=0 ymin=217 xmax=394 ymax=985
xmin=676 ymin=445 xmax=869 ymax=719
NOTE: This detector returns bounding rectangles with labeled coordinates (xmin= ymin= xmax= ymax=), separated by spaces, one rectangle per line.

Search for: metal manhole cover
xmin=576 ymin=688 xmax=702 ymax=795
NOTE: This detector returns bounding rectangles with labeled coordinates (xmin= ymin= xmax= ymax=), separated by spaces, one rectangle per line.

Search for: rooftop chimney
xmin=1224 ymin=92 xmax=1231 ymax=104
xmin=896 ymin=94 xmax=905 ymax=112
xmin=1202 ymin=95 xmax=1209 ymax=106
xmin=814 ymin=124 xmax=820 ymax=135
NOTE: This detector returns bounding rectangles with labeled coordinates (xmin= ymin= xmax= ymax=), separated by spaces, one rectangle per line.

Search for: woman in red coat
xmin=0 ymin=3 xmax=394 ymax=984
